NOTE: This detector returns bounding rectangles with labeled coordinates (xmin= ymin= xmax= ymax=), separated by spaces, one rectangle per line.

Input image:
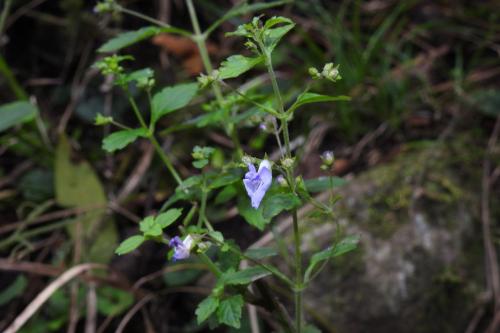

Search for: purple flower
xmin=169 ymin=235 xmax=194 ymax=261
xmin=243 ymin=160 xmax=272 ymax=209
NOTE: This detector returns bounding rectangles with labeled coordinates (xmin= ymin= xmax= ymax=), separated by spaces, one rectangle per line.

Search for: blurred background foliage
xmin=0 ymin=0 xmax=499 ymax=332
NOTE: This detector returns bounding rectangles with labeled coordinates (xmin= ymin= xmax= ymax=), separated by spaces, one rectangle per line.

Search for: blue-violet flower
xmin=243 ymin=159 xmax=272 ymax=209
xmin=169 ymin=235 xmax=194 ymax=261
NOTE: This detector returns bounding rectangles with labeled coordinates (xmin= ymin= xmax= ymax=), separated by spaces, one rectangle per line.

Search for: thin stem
xmin=197 ymin=188 xmax=207 ymax=227
xmin=263 ymin=51 xmax=285 ymax=114
xmin=262 ymin=43 xmax=304 ymax=332
xmin=185 ymin=0 xmax=243 ymax=157
xmin=127 ymin=94 xmax=148 ymax=129
xmin=197 ymin=252 xmax=222 ymax=278
xmin=218 ymin=80 xmax=281 ymax=117
xmin=292 ymin=210 xmax=303 ymax=333
xmin=0 ymin=0 xmax=12 ymax=40
xmin=0 ymin=55 xmax=28 ymax=100
xmin=117 ymin=6 xmax=191 ymax=37
xmin=126 ymin=92 xmax=183 ymax=185
xmin=149 ymin=135 xmax=183 ymax=186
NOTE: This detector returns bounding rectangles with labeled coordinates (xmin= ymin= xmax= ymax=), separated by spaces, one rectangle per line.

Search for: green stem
xmin=185 ymin=0 xmax=243 ymax=157
xmin=149 ymin=135 xmax=183 ymax=186
xmin=263 ymin=51 xmax=285 ymax=114
xmin=292 ymin=210 xmax=303 ymax=333
xmin=197 ymin=187 xmax=208 ymax=227
xmin=198 ymin=252 xmax=222 ymax=278
xmin=262 ymin=44 xmax=304 ymax=332
xmin=126 ymin=93 xmax=183 ymax=185
xmin=0 ymin=0 xmax=12 ymax=39
xmin=0 ymin=55 xmax=28 ymax=100
xmin=218 ymin=80 xmax=280 ymax=117
xmin=117 ymin=6 xmax=191 ymax=37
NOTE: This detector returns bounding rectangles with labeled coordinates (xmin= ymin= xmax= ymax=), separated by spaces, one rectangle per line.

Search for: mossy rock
xmin=298 ymin=140 xmax=489 ymax=333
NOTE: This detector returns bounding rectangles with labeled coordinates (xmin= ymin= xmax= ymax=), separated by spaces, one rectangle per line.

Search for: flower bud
xmin=281 ymin=157 xmax=295 ymax=169
xmin=308 ymin=67 xmax=321 ymax=80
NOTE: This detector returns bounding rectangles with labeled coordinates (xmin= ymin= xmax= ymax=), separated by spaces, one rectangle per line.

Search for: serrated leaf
xmin=102 ymin=128 xmax=148 ymax=152
xmin=98 ymin=26 xmax=161 ymax=53
xmin=217 ymin=295 xmax=243 ymax=329
xmin=288 ymin=92 xmax=351 ymax=113
xmin=221 ymin=267 xmax=271 ymax=285
xmin=304 ymin=176 xmax=347 ymax=193
xmin=115 ymin=235 xmax=144 ymax=255
xmin=218 ymin=55 xmax=263 ymax=80
xmin=151 ymin=83 xmax=198 ymax=124
xmin=0 ymin=101 xmax=38 ymax=133
xmin=196 ymin=296 xmax=219 ymax=324
xmin=156 ymin=208 xmax=183 ymax=228
xmin=262 ymin=193 xmax=301 ymax=220
xmin=244 ymin=247 xmax=277 ymax=260
xmin=304 ymin=235 xmax=360 ymax=281
xmin=139 ymin=216 xmax=162 ymax=237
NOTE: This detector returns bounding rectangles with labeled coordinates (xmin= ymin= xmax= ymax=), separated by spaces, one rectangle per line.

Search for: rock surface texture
xmin=300 ymin=144 xmax=491 ymax=333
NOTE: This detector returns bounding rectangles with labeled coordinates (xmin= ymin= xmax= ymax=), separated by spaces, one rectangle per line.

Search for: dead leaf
xmin=152 ymin=34 xmax=218 ymax=76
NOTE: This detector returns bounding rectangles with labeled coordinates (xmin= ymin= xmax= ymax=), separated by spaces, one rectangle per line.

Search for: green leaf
xmin=262 ymin=193 xmax=301 ymax=220
xmin=215 ymin=185 xmax=237 ymax=204
xmin=98 ymin=26 xmax=161 ymax=53
xmin=208 ymin=169 xmax=242 ymax=189
xmin=0 ymin=101 xmax=38 ymax=133
xmin=288 ymin=92 xmax=351 ymax=113
xmin=263 ymin=17 xmax=295 ymax=53
xmin=304 ymin=235 xmax=360 ymax=281
xmin=206 ymin=0 xmax=291 ymax=35
xmin=217 ymin=295 xmax=244 ymax=329
xmin=237 ymin=195 xmax=270 ymax=230
xmin=151 ymin=83 xmax=198 ymax=124
xmin=304 ymin=176 xmax=347 ymax=193
xmin=218 ymin=55 xmax=264 ymax=80
xmin=102 ymin=128 xmax=148 ymax=152
xmin=209 ymin=231 xmax=224 ymax=243
xmin=139 ymin=216 xmax=162 ymax=237
xmin=196 ymin=296 xmax=219 ymax=325
xmin=221 ymin=267 xmax=271 ymax=286
xmin=0 ymin=275 xmax=27 ymax=306
xmin=244 ymin=247 xmax=277 ymax=260
xmin=118 ymin=68 xmax=154 ymax=86
xmin=55 ymin=134 xmax=118 ymax=264
xmin=156 ymin=208 xmax=183 ymax=228
xmin=96 ymin=287 xmax=134 ymax=316
xmin=115 ymin=235 xmax=144 ymax=255
xmin=193 ymin=159 xmax=208 ymax=169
